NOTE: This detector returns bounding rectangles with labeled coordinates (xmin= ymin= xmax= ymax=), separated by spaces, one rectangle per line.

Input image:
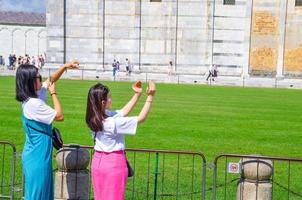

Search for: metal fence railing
xmin=212 ymin=154 xmax=302 ymax=200
xmin=0 ymin=141 xmax=16 ymax=199
xmin=4 ymin=140 xmax=302 ymax=200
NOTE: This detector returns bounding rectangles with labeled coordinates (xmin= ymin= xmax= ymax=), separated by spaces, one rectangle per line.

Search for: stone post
xmin=54 ymin=145 xmax=90 ymax=200
xmin=236 ymin=158 xmax=273 ymax=200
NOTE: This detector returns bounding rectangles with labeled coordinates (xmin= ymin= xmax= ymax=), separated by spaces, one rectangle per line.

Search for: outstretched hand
xmin=146 ymin=81 xmax=156 ymax=96
xmin=64 ymin=60 xmax=80 ymax=69
xmin=132 ymin=81 xmax=143 ymax=94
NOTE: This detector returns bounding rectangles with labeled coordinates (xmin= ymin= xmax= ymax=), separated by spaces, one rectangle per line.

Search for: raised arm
xmin=121 ymin=81 xmax=142 ymax=116
xmin=48 ymin=83 xmax=64 ymax=121
xmin=138 ymin=81 xmax=156 ymax=123
xmin=45 ymin=60 xmax=79 ymax=85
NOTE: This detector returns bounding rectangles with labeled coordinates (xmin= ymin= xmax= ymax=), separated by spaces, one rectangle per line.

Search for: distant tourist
xmin=39 ymin=54 xmax=45 ymax=68
xmin=31 ymin=56 xmax=36 ymax=66
xmin=168 ymin=61 xmax=173 ymax=75
xmin=86 ymin=80 xmax=156 ymax=200
xmin=18 ymin=56 xmax=22 ymax=66
xmin=125 ymin=58 xmax=132 ymax=76
xmin=206 ymin=64 xmax=218 ymax=82
xmin=112 ymin=59 xmax=118 ymax=79
xmin=15 ymin=60 xmax=79 ymax=200
xmin=8 ymin=54 xmax=13 ymax=69
xmin=8 ymin=54 xmax=16 ymax=70
xmin=116 ymin=61 xmax=120 ymax=76
xmin=0 ymin=55 xmax=4 ymax=66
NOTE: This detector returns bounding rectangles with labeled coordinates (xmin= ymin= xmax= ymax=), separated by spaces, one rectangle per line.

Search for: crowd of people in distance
xmin=111 ymin=59 xmax=181 ymax=79
xmin=0 ymin=54 xmax=45 ymax=70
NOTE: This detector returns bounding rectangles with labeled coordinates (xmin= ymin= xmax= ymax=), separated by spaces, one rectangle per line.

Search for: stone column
xmin=276 ymin=0 xmax=288 ymax=78
xmin=242 ymin=0 xmax=253 ymax=78
xmin=54 ymin=145 xmax=90 ymax=200
xmin=236 ymin=158 xmax=273 ymax=200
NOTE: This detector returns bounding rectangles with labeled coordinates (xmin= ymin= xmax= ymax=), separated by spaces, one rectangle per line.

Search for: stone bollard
xmin=236 ymin=158 xmax=273 ymax=200
xmin=54 ymin=145 xmax=90 ymax=200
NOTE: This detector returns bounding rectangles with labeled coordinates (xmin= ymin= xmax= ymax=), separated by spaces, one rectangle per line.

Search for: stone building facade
xmin=46 ymin=0 xmax=302 ymax=77
xmin=0 ymin=11 xmax=46 ymax=63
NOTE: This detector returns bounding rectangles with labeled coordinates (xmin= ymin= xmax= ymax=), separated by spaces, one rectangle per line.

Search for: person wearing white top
xmin=15 ymin=60 xmax=79 ymax=200
xmin=86 ymin=80 xmax=156 ymax=200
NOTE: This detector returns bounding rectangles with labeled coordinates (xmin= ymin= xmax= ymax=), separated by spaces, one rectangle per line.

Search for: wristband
xmin=51 ymin=93 xmax=57 ymax=96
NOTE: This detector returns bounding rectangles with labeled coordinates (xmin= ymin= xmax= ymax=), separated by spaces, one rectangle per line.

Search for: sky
xmin=0 ymin=0 xmax=46 ymax=13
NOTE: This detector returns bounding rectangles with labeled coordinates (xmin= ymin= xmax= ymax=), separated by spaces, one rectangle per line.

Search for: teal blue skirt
xmin=22 ymin=115 xmax=53 ymax=200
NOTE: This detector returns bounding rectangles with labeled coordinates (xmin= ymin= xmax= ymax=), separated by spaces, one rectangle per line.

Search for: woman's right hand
xmin=132 ymin=81 xmax=143 ymax=94
xmin=48 ymin=82 xmax=56 ymax=94
xmin=64 ymin=60 xmax=80 ymax=69
xmin=146 ymin=81 xmax=156 ymax=96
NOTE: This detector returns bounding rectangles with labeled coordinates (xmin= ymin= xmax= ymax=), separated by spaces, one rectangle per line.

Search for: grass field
xmin=1 ymin=75 xmax=302 ymax=199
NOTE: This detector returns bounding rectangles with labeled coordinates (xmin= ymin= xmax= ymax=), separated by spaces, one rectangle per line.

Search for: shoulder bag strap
xmin=26 ymin=123 xmax=51 ymax=138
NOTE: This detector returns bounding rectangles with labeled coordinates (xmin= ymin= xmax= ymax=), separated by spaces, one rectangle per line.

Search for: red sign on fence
xmin=228 ymin=162 xmax=240 ymax=173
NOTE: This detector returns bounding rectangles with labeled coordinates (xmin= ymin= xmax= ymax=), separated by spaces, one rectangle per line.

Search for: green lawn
xmin=1 ymin=76 xmax=302 ymax=199
xmin=2 ymin=76 xmax=302 ymax=158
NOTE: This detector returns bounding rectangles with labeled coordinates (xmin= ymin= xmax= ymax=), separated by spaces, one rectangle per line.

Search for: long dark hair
xmin=15 ymin=64 xmax=39 ymax=102
xmin=86 ymin=83 xmax=110 ymax=132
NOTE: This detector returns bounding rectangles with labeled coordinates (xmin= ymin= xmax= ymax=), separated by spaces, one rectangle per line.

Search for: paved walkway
xmin=2 ymin=68 xmax=302 ymax=89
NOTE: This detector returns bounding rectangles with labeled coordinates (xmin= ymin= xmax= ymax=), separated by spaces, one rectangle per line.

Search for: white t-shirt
xmin=92 ymin=110 xmax=138 ymax=152
xmin=22 ymin=82 xmax=57 ymax=125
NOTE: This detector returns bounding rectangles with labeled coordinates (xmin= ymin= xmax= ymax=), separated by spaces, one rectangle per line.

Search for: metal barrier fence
xmin=3 ymin=140 xmax=302 ymax=200
xmin=212 ymin=154 xmax=302 ymax=200
xmin=0 ymin=141 xmax=16 ymax=199
xmin=60 ymin=144 xmax=207 ymax=200
xmin=2 ymin=68 xmax=300 ymax=89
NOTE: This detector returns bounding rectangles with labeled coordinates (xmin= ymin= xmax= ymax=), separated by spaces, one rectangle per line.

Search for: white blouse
xmin=92 ymin=110 xmax=138 ymax=152
xmin=22 ymin=82 xmax=57 ymax=125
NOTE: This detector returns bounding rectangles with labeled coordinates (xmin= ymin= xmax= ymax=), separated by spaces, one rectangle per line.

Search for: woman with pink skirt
xmin=86 ymin=81 xmax=156 ymax=200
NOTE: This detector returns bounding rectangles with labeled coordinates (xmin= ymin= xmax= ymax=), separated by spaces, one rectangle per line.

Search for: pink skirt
xmin=91 ymin=151 xmax=128 ymax=200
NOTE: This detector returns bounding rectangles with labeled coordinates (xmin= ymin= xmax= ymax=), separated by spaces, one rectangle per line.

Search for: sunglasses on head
xmin=35 ymin=75 xmax=42 ymax=82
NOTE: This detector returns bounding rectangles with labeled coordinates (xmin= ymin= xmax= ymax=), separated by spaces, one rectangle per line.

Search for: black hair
xmin=15 ymin=64 xmax=39 ymax=102
xmin=86 ymin=83 xmax=110 ymax=132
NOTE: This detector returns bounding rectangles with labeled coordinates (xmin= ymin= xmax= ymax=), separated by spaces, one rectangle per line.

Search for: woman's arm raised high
xmin=138 ymin=81 xmax=156 ymax=123
xmin=121 ymin=81 xmax=143 ymax=116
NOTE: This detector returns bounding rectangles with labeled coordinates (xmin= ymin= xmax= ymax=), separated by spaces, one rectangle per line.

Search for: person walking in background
xmin=125 ymin=58 xmax=131 ymax=76
xmin=31 ymin=56 xmax=36 ymax=66
xmin=18 ymin=56 xmax=22 ymax=66
xmin=206 ymin=64 xmax=218 ymax=82
xmin=8 ymin=54 xmax=13 ymax=69
xmin=116 ymin=61 xmax=120 ymax=76
xmin=112 ymin=59 xmax=117 ymax=79
xmin=12 ymin=54 xmax=17 ymax=69
xmin=86 ymin=80 xmax=156 ymax=200
xmin=168 ymin=61 xmax=173 ymax=75
xmin=0 ymin=55 xmax=4 ymax=67
xmin=15 ymin=60 xmax=79 ymax=200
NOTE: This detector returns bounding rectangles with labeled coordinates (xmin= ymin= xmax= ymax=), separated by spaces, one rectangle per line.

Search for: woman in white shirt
xmin=15 ymin=60 xmax=79 ymax=200
xmin=86 ymin=81 xmax=156 ymax=200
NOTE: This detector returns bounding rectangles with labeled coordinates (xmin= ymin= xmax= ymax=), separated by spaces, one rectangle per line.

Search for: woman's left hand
xmin=48 ymin=82 xmax=56 ymax=94
xmin=132 ymin=81 xmax=142 ymax=94
xmin=146 ymin=81 xmax=156 ymax=96
xmin=64 ymin=60 xmax=80 ymax=69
